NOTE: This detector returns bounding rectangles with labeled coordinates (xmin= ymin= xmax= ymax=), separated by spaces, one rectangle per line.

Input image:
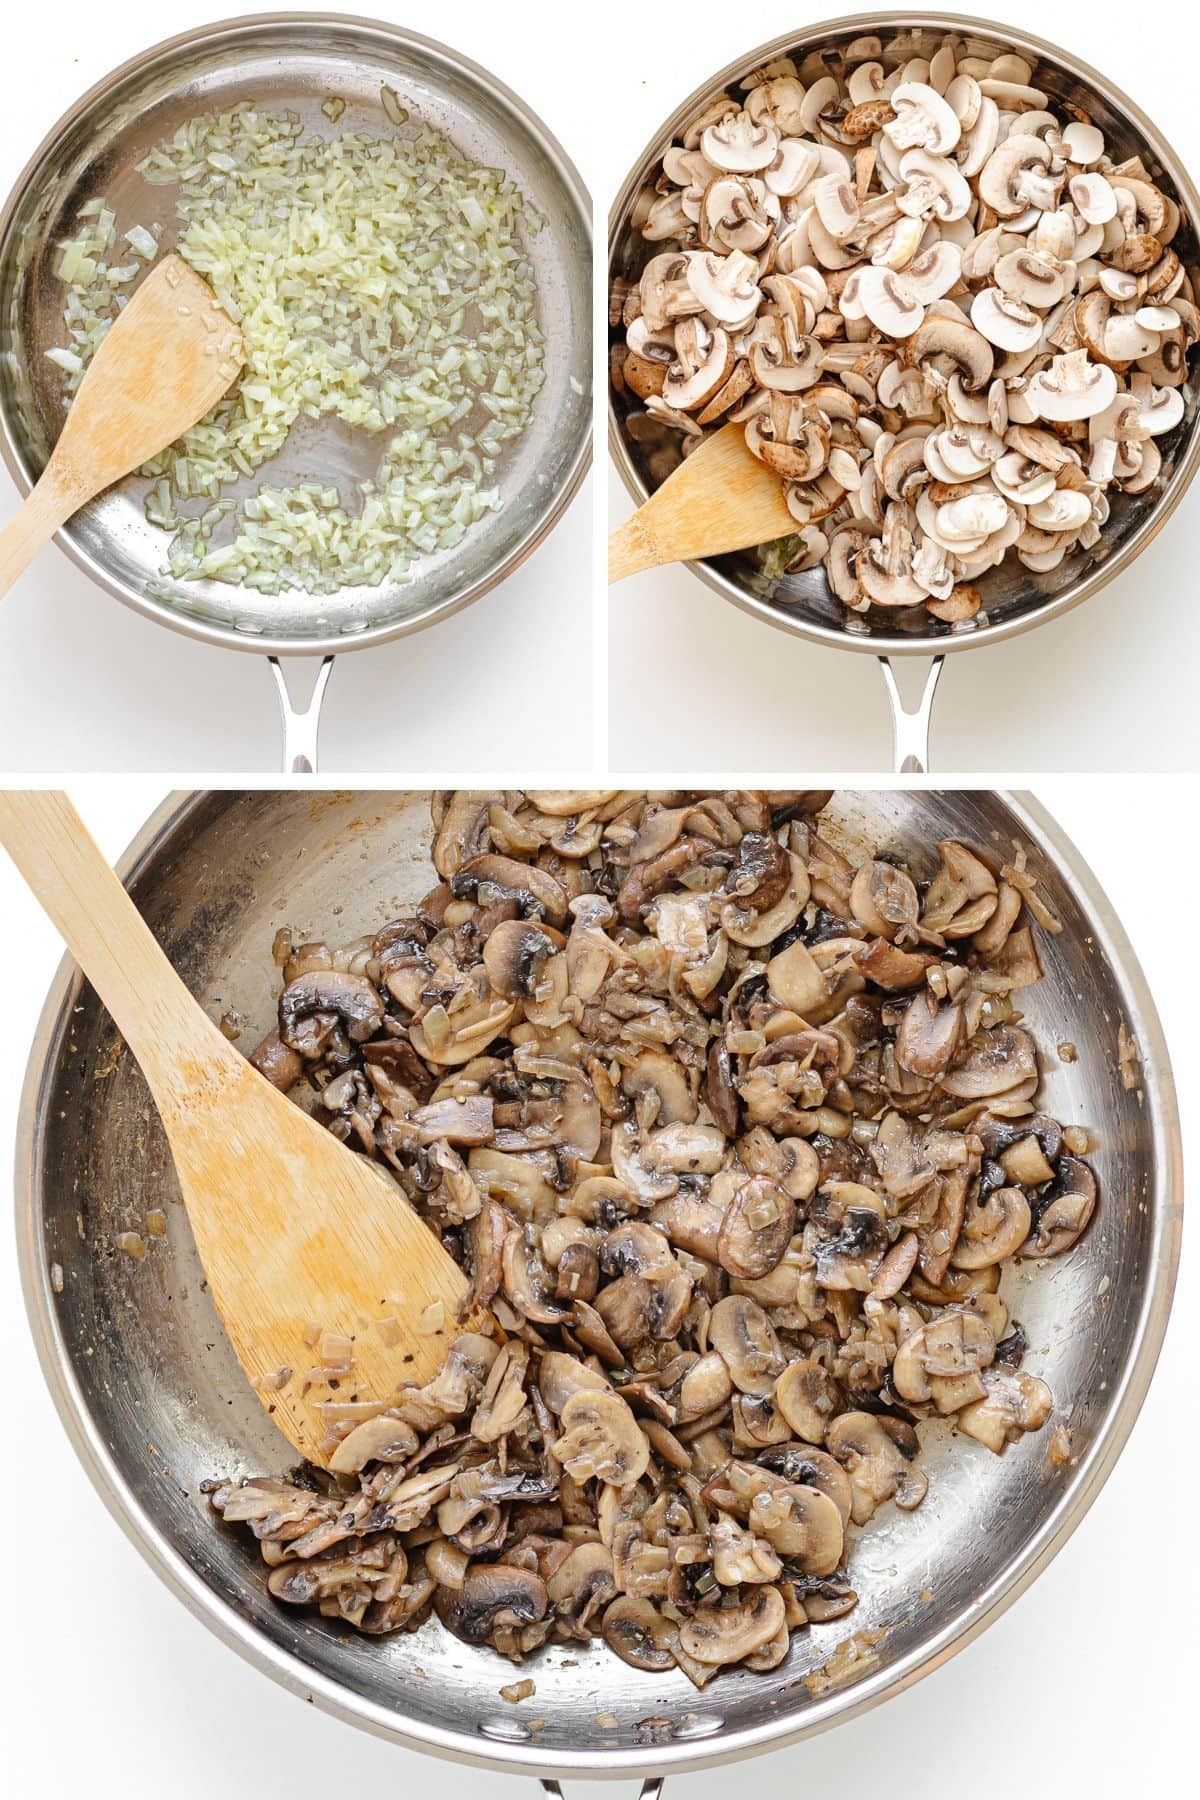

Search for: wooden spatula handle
xmin=0 ymin=467 xmax=83 ymax=602
xmin=0 ymin=791 xmax=235 ymax=1104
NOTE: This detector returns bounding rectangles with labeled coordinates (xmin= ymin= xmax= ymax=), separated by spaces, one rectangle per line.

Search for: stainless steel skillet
xmin=608 ymin=12 xmax=1200 ymax=770
xmin=0 ymin=15 xmax=593 ymax=769
xmin=14 ymin=789 xmax=1181 ymax=1789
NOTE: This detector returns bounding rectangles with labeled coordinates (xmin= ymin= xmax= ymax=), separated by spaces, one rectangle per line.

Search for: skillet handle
xmin=876 ymin=654 xmax=944 ymax=775
xmin=267 ymin=655 xmax=335 ymax=774
xmin=541 ymin=1785 xmax=664 ymax=1799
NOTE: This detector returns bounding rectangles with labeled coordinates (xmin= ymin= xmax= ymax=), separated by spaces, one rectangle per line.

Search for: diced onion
xmin=48 ymin=98 xmax=545 ymax=594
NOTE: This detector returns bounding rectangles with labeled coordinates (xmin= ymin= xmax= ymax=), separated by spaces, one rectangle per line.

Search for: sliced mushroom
xmin=892 ymin=1309 xmax=996 ymax=1413
xmin=957 ymin=1368 xmax=1053 ymax=1452
xmin=1021 ymin=1154 xmax=1097 ymax=1257
xmin=708 ymin=1294 xmax=786 ymax=1396
xmin=678 ymin=1585 xmax=786 ymax=1667
xmin=951 ymin=1185 xmax=1032 ymax=1269
xmin=553 ymin=1389 xmax=651 ymax=1487
xmin=826 ymin=1412 xmax=928 ymax=1523
xmin=774 ymin=1359 xmax=842 ymax=1443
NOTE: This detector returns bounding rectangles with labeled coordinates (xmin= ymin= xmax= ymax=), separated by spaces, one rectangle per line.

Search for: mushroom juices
xmin=610 ymin=30 xmax=1195 ymax=623
xmin=212 ymin=790 xmax=1098 ymax=1684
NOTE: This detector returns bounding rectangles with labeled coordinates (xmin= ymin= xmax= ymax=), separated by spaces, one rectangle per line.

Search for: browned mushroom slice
xmin=708 ymin=1294 xmax=787 ymax=1396
xmin=552 ymin=1389 xmax=651 ymax=1486
xmin=409 ymin=996 xmax=516 ymax=1065
xmin=678 ymin=1586 xmax=787 ymax=1671
xmin=774 ymin=1359 xmax=842 ymax=1443
xmin=921 ymin=840 xmax=999 ymax=935
xmin=408 ymin=1095 xmax=495 ymax=1145
xmin=328 ymin=1415 xmax=420 ymax=1475
xmin=431 ymin=791 xmax=502 ymax=877
xmin=826 ymin=1412 xmax=927 ymax=1523
xmin=603 ymin=1595 xmax=678 ymax=1671
xmin=939 ymin=1025 xmax=1038 ymax=1099
xmin=482 ymin=918 xmax=560 ymax=1000
xmin=717 ymin=1177 xmax=797 ymax=1278
xmin=457 ymin=853 xmax=569 ymax=925
xmin=279 ymin=969 xmax=384 ymax=1056
xmin=710 ymin=1514 xmax=783 ymax=1585
xmin=892 ymin=1309 xmax=997 ymax=1413
xmin=436 ymin=1563 xmax=549 ymax=1645
xmin=758 ymin=1445 xmax=854 ymax=1529
xmin=1021 ymin=1155 xmax=1098 ymax=1257
xmin=957 ymin=1369 xmax=1053 ymax=1452
xmin=620 ymin=1052 xmax=698 ymax=1125
xmin=249 ymin=1029 xmax=304 ymax=1091
xmin=849 ymin=859 xmax=920 ymax=939
xmin=749 ymin=1482 xmax=844 ymax=1574
xmin=951 ymin=1185 xmax=1032 ymax=1269
xmin=812 ymin=1183 xmax=890 ymax=1290
xmin=547 ymin=1542 xmax=618 ymax=1637
xmin=895 ymin=990 xmax=964 ymax=1077
xmin=502 ymin=1227 xmax=571 ymax=1325
xmin=727 ymin=831 xmax=793 ymax=910
xmin=706 ymin=1037 xmax=740 ymax=1136
xmin=723 ymin=854 xmax=811 ymax=947
xmin=917 ymin=1167 xmax=968 ymax=1286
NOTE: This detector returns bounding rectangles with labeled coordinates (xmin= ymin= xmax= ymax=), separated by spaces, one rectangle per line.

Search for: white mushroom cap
xmin=1027 ymin=349 xmax=1118 ymax=420
xmin=1062 ymin=121 xmax=1104 ymax=166
xmin=701 ymin=113 xmax=780 ymax=174
xmin=1137 ymin=305 xmax=1181 ymax=333
xmin=686 ymin=250 xmax=762 ymax=324
xmin=935 ymin=489 xmax=1009 ymax=544
xmin=898 ymin=149 xmax=971 ymax=221
xmin=1098 ymin=266 xmax=1139 ymax=303
xmin=812 ymin=172 xmax=861 ymax=241
xmin=904 ymin=241 xmax=962 ymax=304
xmin=764 ymin=139 xmax=822 ymax=198
xmin=971 ymin=287 xmax=1044 ymax=352
xmin=925 ymin=423 xmax=1003 ymax=483
xmin=1069 ymin=172 xmax=1117 ymax=226
xmin=869 ymin=215 xmax=925 ymax=270
xmin=1027 ymin=487 xmax=1092 ymax=532
xmin=1137 ymin=382 xmax=1186 ymax=436
xmin=945 ymin=72 xmax=982 ymax=129
xmin=885 ymin=82 xmax=962 ymax=156
xmin=1034 ymin=208 xmax=1077 ymax=264
xmin=857 ymin=266 xmax=926 ymax=338
xmin=1104 ymin=313 xmax=1160 ymax=363
xmin=992 ymin=451 xmax=1057 ymax=504
xmin=995 ymin=248 xmax=1066 ymax=309
xmin=955 ymin=95 xmax=1000 ymax=180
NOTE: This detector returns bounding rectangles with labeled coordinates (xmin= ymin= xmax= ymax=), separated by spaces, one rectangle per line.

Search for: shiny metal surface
xmin=608 ymin=10 xmax=1200 ymax=654
xmin=16 ymin=790 xmax=1181 ymax=1778
xmin=0 ymin=13 xmax=592 ymax=657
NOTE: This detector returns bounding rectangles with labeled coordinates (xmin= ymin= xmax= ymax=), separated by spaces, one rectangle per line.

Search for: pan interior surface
xmin=0 ymin=17 xmax=591 ymax=650
xmin=609 ymin=13 xmax=1200 ymax=649
xmin=21 ymin=789 xmax=1177 ymax=1771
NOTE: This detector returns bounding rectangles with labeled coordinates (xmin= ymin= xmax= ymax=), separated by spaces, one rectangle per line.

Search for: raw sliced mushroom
xmin=614 ymin=32 xmax=1196 ymax=621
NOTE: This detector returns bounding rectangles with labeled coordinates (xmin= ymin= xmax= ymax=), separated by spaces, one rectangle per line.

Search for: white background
xmin=0 ymin=778 xmax=1192 ymax=1798
xmin=0 ymin=1 xmax=598 ymax=774
xmin=606 ymin=0 xmax=1200 ymax=771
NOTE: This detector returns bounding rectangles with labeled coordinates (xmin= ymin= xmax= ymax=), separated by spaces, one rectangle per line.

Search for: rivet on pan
xmin=478 ymin=1717 xmax=532 ymax=1742
xmin=674 ymin=1714 xmax=724 ymax=1739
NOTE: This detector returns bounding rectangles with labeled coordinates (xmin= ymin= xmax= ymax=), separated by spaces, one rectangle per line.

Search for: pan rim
xmin=0 ymin=11 xmax=593 ymax=658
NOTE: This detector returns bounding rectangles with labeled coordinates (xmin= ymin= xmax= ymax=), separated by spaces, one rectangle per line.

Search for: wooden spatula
xmin=608 ymin=421 xmax=796 ymax=582
xmin=0 ymin=791 xmax=480 ymax=1466
xmin=0 ymin=254 xmax=243 ymax=600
